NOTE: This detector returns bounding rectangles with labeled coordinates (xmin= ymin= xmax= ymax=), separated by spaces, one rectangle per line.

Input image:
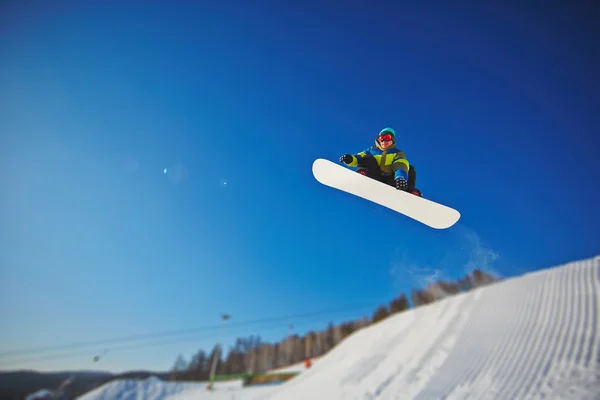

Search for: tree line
xmin=168 ymin=268 xmax=499 ymax=381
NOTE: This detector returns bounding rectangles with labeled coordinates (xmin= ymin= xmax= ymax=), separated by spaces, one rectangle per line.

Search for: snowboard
xmin=312 ymin=158 xmax=460 ymax=229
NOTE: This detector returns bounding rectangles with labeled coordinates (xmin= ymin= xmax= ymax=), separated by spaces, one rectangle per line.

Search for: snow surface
xmin=25 ymin=389 xmax=63 ymax=400
xmin=78 ymin=256 xmax=600 ymax=400
xmin=76 ymin=376 xmax=203 ymax=400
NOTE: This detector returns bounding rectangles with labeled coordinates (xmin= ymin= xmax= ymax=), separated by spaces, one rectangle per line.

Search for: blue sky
xmin=1 ymin=1 xmax=598 ymax=372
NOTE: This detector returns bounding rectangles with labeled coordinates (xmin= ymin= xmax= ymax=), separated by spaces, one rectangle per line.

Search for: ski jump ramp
xmin=170 ymin=256 xmax=600 ymax=399
xmin=250 ymin=256 xmax=599 ymax=400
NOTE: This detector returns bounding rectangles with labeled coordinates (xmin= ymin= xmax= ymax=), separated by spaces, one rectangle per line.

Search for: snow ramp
xmin=171 ymin=256 xmax=599 ymax=400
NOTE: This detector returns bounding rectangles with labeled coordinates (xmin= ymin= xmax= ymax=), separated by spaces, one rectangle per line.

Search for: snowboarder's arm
xmin=392 ymin=151 xmax=409 ymax=180
xmin=346 ymin=148 xmax=373 ymax=167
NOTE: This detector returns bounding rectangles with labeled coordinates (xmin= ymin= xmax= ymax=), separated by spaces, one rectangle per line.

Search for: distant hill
xmin=0 ymin=369 xmax=169 ymax=399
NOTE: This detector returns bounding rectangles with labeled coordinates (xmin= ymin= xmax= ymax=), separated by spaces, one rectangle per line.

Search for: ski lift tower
xmin=208 ymin=313 xmax=232 ymax=390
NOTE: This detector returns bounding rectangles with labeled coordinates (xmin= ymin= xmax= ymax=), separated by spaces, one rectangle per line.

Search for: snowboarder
xmin=339 ymin=127 xmax=422 ymax=196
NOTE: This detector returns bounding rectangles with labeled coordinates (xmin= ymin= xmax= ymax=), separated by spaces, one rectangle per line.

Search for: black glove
xmin=395 ymin=177 xmax=408 ymax=191
xmin=339 ymin=154 xmax=353 ymax=164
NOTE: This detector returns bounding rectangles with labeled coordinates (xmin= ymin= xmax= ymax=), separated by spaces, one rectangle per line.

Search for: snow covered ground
xmin=76 ymin=376 xmax=204 ymax=400
xmin=78 ymin=256 xmax=600 ymax=399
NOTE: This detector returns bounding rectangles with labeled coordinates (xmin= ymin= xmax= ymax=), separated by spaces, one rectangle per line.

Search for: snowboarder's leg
xmin=408 ymin=165 xmax=417 ymax=191
xmin=408 ymin=165 xmax=422 ymax=197
xmin=358 ymin=156 xmax=400 ymax=189
xmin=356 ymin=155 xmax=382 ymax=180
xmin=357 ymin=156 xmax=421 ymax=195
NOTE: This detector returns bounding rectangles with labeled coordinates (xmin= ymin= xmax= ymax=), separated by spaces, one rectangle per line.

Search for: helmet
xmin=375 ymin=127 xmax=396 ymax=149
xmin=379 ymin=127 xmax=396 ymax=139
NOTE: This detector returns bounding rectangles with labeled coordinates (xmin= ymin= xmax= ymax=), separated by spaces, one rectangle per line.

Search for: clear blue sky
xmin=1 ymin=1 xmax=598 ymax=373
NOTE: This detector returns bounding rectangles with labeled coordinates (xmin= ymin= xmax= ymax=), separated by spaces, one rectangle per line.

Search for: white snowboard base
xmin=312 ymin=158 xmax=461 ymax=229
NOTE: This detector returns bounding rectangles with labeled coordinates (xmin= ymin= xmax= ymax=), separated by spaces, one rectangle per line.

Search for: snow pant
xmin=407 ymin=164 xmax=417 ymax=192
xmin=357 ymin=155 xmax=418 ymax=192
xmin=356 ymin=155 xmax=396 ymax=187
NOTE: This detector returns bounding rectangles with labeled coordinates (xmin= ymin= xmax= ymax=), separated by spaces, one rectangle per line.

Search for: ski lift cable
xmin=0 ymin=302 xmax=376 ymax=360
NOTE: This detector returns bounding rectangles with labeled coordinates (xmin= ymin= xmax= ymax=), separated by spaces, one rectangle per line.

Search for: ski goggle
xmin=378 ymin=133 xmax=394 ymax=142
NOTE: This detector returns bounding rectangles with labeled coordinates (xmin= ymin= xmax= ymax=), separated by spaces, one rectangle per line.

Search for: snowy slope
xmin=168 ymin=255 xmax=599 ymax=400
xmin=76 ymin=376 xmax=203 ymax=400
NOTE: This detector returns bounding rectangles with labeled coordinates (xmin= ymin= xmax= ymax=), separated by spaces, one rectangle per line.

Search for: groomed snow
xmin=77 ymin=256 xmax=600 ymax=399
xmin=170 ymin=256 xmax=600 ymax=399
xmin=75 ymin=376 xmax=204 ymax=400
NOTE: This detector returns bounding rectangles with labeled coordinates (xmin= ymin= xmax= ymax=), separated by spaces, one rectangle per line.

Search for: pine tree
xmin=325 ymin=322 xmax=335 ymax=351
xmin=188 ymin=350 xmax=209 ymax=380
xmin=472 ymin=269 xmax=496 ymax=286
xmin=169 ymin=355 xmax=188 ymax=381
xmin=457 ymin=275 xmax=474 ymax=292
xmin=372 ymin=305 xmax=390 ymax=323
xmin=340 ymin=321 xmax=355 ymax=339
xmin=389 ymin=293 xmax=410 ymax=314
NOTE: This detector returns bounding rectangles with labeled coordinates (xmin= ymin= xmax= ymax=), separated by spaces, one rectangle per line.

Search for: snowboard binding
xmin=357 ymin=164 xmax=423 ymax=197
